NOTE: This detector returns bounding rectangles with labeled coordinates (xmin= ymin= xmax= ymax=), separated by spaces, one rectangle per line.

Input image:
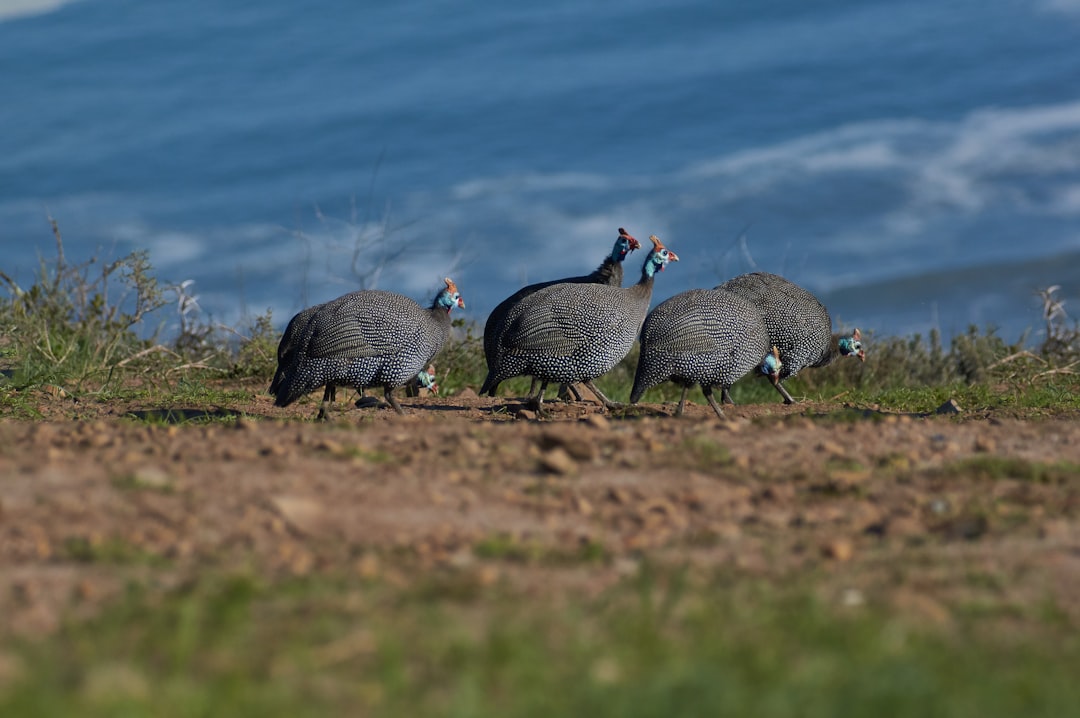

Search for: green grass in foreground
xmin=2 ymin=569 xmax=1078 ymax=717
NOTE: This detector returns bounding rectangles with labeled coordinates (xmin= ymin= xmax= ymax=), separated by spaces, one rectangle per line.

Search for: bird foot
xmin=525 ymin=398 xmax=552 ymax=419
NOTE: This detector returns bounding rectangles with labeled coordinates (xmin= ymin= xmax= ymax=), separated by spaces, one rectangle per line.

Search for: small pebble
xmin=539 ymin=447 xmax=576 ymax=475
xmin=822 ymin=539 xmax=854 ymax=562
xmin=583 ymin=414 xmax=610 ymax=430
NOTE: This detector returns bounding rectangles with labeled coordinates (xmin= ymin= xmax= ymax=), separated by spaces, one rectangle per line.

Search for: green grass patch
xmin=110 ymin=469 xmax=176 ymax=493
xmin=0 ymin=385 xmax=45 ymax=420
xmin=3 ymin=570 xmax=1080 ymax=717
xmin=332 ymin=445 xmax=393 ymax=463
xmin=935 ymin=456 xmax=1080 ymax=484
xmin=473 ymin=533 xmax=608 ymax=565
xmin=0 ymin=221 xmax=278 ymax=400
xmin=61 ymin=536 xmax=169 ymax=567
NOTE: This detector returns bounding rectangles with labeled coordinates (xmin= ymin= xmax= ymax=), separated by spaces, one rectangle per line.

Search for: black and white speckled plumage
xmin=630 ymin=288 xmax=771 ymax=417
xmin=714 ymin=272 xmax=846 ymax=404
xmin=270 ymin=280 xmax=463 ymax=416
xmin=480 ymin=236 xmax=678 ymax=408
xmin=482 ymin=228 xmax=639 ymax=397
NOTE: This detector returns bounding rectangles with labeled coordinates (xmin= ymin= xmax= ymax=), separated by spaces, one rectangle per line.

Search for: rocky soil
xmin=1 ymin=384 xmax=1079 ymax=638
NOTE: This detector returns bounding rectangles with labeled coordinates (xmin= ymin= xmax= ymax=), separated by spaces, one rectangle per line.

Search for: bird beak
xmin=628 ymin=236 xmax=641 ymax=251
xmin=668 ymin=251 xmax=679 ymax=262
xmin=857 ymin=349 xmax=865 ymax=362
xmin=456 ymin=296 xmax=466 ymax=309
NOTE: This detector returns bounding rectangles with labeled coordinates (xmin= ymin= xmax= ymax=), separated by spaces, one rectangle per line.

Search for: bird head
xmin=417 ymin=364 xmax=439 ymax=394
xmin=612 ymin=227 xmax=641 ymax=261
xmin=645 ymin=235 xmax=679 ymax=275
xmin=438 ymin=277 xmax=465 ymax=313
xmin=760 ymin=345 xmax=783 ymax=383
xmin=837 ymin=328 xmax=865 ymax=361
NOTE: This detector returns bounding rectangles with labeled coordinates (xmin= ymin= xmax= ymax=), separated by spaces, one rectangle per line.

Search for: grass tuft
xmin=935 ymin=456 xmax=1080 ymax=484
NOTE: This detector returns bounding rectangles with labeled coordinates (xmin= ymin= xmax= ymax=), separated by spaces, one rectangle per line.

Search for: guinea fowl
xmin=270 ymin=278 xmax=465 ymax=417
xmin=713 ymin=272 xmax=864 ymax=404
xmin=483 ymin=228 xmax=641 ymax=401
xmin=629 ymin=288 xmax=776 ymax=418
xmin=480 ymin=234 xmax=679 ymax=412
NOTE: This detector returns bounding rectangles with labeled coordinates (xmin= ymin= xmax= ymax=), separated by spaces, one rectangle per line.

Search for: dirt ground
xmin=2 ymin=382 xmax=1079 ymax=639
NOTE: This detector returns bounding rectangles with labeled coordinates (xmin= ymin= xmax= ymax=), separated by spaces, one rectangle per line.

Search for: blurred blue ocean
xmin=3 ymin=0 xmax=1080 ymax=343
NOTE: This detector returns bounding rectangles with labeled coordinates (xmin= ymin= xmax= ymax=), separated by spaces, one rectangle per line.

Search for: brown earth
xmin=2 ymin=381 xmax=1079 ymax=639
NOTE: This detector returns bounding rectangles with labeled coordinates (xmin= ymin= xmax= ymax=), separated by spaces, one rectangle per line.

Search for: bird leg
xmin=772 ymin=381 xmax=796 ymax=405
xmin=721 ymin=387 xmax=736 ymax=405
xmin=527 ymin=380 xmax=549 ymax=412
xmin=583 ymin=380 xmax=623 ymax=411
xmin=383 ymin=386 xmax=406 ymax=415
xmin=702 ymin=385 xmax=726 ymax=419
xmin=675 ymin=386 xmax=689 ymax=416
xmin=526 ymin=381 xmax=556 ymax=418
xmin=527 ymin=377 xmax=547 ymax=403
xmin=316 ymin=384 xmax=337 ymax=421
xmin=480 ymin=372 xmax=501 ymax=397
xmin=558 ymin=383 xmax=583 ymax=402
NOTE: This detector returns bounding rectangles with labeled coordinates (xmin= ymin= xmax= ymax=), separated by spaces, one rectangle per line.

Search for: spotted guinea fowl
xmin=271 ymin=278 xmax=465 ymax=417
xmin=713 ymin=272 xmax=864 ymax=404
xmin=480 ymin=234 xmax=679 ymax=411
xmin=483 ymin=228 xmax=641 ymax=401
xmin=629 ymin=288 xmax=776 ymax=418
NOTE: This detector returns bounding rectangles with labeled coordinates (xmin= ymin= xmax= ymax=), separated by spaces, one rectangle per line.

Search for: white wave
xmin=674 ymin=99 xmax=1080 ymax=261
xmin=108 ymin=221 xmax=207 ymax=266
xmin=691 ymin=104 xmax=1080 ymax=212
xmin=684 ymin=119 xmax=940 ymax=181
xmin=0 ymin=0 xmax=81 ymax=21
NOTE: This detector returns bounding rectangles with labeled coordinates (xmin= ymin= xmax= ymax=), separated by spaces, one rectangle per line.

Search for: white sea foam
xmin=680 ymin=102 xmax=1080 ymax=222
xmin=0 ymin=0 xmax=80 ymax=21
xmin=684 ymin=119 xmax=938 ymax=182
xmin=108 ymin=222 xmax=207 ymax=266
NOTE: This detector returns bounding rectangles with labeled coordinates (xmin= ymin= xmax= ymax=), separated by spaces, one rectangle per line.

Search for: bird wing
xmin=501 ymin=284 xmax=619 ymax=356
xmin=504 ymin=314 xmax=591 ymax=356
xmin=644 ymin=312 xmax=721 ymax=354
xmin=640 ymin=290 xmax=725 ymax=355
xmin=306 ymin=296 xmax=420 ymax=360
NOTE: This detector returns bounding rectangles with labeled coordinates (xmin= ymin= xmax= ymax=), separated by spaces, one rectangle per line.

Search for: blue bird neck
xmin=641 ymin=251 xmax=662 ymax=280
xmin=432 ymin=291 xmax=455 ymax=315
